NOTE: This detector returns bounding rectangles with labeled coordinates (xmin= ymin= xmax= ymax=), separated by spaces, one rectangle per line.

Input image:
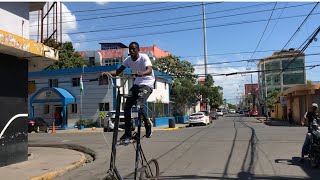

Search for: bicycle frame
xmin=104 ymin=74 xmax=158 ymax=180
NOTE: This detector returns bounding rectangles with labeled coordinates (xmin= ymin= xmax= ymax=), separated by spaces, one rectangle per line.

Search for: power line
xmin=72 ymin=12 xmax=320 ymax=43
xmin=30 ymin=2 xmax=220 ymax=27
xmin=192 ymin=52 xmax=320 ymax=66
xmin=30 ymin=2 xmax=168 ymax=16
xmin=62 ymin=2 xmax=312 ymax=36
xmin=248 ymin=2 xmax=277 ymax=64
xmin=282 ymin=2 xmax=319 ymax=50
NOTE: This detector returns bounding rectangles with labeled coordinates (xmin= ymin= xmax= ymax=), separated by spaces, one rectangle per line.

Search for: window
xmin=43 ymin=104 xmax=49 ymax=114
xmin=99 ymin=76 xmax=109 ymax=85
xmin=72 ymin=78 xmax=80 ymax=87
xmin=89 ymin=57 xmax=95 ymax=66
xmin=283 ymin=73 xmax=304 ymax=85
xmin=99 ymin=103 xmax=110 ymax=111
xmin=71 ymin=104 xmax=77 ymax=113
xmin=48 ymin=79 xmax=58 ymax=87
xmin=282 ymin=59 xmax=304 ymax=72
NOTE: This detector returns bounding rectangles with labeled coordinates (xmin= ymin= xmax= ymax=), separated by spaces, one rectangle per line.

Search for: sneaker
xmin=146 ymin=125 xmax=152 ymax=138
xmin=120 ymin=133 xmax=132 ymax=140
xmin=298 ymin=157 xmax=305 ymax=163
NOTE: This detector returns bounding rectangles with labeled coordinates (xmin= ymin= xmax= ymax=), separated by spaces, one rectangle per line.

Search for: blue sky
xmin=30 ymin=2 xmax=320 ymax=104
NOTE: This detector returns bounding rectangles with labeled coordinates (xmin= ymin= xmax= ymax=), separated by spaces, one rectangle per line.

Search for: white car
xmin=229 ymin=109 xmax=236 ymax=114
xmin=189 ymin=112 xmax=210 ymax=126
xmin=216 ymin=109 xmax=224 ymax=116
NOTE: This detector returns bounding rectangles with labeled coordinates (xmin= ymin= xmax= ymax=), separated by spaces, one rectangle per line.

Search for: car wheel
xmin=189 ymin=124 xmax=193 ymax=127
xmin=28 ymin=130 xmax=32 ymax=133
xmin=35 ymin=126 xmax=40 ymax=133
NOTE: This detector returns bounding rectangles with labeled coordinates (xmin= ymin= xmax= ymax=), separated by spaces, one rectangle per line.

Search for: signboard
xmin=280 ymin=96 xmax=287 ymax=106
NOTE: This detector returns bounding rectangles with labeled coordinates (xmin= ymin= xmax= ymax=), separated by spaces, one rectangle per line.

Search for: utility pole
xmin=263 ymin=59 xmax=268 ymax=121
xmin=202 ymin=2 xmax=208 ymax=76
xmin=251 ymin=74 xmax=254 ymax=110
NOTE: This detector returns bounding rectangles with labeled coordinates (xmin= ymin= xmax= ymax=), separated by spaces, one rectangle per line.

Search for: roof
xmin=29 ymin=65 xmax=173 ymax=83
xmin=30 ymin=87 xmax=76 ymax=105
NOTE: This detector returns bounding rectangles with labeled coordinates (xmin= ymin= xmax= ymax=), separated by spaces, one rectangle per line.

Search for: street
xmin=29 ymin=115 xmax=320 ymax=180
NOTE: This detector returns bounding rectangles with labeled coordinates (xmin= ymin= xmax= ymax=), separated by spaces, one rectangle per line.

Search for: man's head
xmin=129 ymin=42 xmax=140 ymax=61
xmin=312 ymin=103 xmax=318 ymax=112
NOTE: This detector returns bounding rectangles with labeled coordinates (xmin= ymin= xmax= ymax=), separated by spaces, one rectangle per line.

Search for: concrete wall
xmin=0 ymin=2 xmax=30 ymax=38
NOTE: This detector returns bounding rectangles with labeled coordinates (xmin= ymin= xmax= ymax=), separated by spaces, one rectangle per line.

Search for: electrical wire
xmin=72 ymin=12 xmax=320 ymax=43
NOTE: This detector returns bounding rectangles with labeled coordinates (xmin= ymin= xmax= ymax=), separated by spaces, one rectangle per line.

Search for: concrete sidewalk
xmin=0 ymin=147 xmax=86 ymax=180
xmin=55 ymin=123 xmax=187 ymax=134
xmin=0 ymin=123 xmax=186 ymax=180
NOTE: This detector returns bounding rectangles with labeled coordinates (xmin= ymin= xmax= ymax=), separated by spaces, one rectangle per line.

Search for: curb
xmin=55 ymin=125 xmax=186 ymax=134
xmin=29 ymin=151 xmax=86 ymax=180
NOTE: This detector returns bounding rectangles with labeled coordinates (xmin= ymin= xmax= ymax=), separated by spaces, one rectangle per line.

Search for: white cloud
xmin=96 ymin=1 xmax=109 ymax=5
xmin=29 ymin=2 xmax=79 ymax=43
xmin=194 ymin=58 xmax=257 ymax=104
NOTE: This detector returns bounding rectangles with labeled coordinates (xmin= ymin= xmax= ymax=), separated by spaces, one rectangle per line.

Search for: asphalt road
xmin=29 ymin=115 xmax=320 ymax=180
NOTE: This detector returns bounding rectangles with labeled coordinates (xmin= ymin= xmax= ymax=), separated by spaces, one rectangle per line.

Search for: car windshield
xmin=191 ymin=113 xmax=204 ymax=116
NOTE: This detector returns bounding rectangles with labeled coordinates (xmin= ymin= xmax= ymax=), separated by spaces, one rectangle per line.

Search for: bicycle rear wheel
xmin=139 ymin=158 xmax=159 ymax=180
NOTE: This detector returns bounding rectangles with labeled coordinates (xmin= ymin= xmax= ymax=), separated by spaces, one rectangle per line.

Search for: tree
xmin=307 ymin=80 xmax=312 ymax=85
xmin=44 ymin=39 xmax=85 ymax=70
xmin=152 ymin=55 xmax=197 ymax=81
xmin=266 ymin=90 xmax=280 ymax=109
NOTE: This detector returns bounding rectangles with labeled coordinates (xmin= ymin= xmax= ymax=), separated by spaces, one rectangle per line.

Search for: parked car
xmin=229 ymin=109 xmax=236 ymax=113
xmin=239 ymin=110 xmax=244 ymax=114
xmin=189 ymin=112 xmax=210 ymax=126
xmin=216 ymin=109 xmax=224 ymax=116
xmin=108 ymin=110 xmax=125 ymax=122
xmin=223 ymin=109 xmax=228 ymax=114
xmin=28 ymin=117 xmax=49 ymax=133
xmin=247 ymin=110 xmax=259 ymax=117
xmin=199 ymin=111 xmax=212 ymax=123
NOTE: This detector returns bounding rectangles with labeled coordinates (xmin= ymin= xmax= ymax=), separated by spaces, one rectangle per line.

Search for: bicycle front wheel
xmin=139 ymin=158 xmax=159 ymax=180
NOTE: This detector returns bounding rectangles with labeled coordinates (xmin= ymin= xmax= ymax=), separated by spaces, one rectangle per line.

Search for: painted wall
xmin=28 ymin=66 xmax=171 ymax=127
xmin=0 ymin=2 xmax=30 ymax=38
xmin=0 ymin=53 xmax=28 ymax=167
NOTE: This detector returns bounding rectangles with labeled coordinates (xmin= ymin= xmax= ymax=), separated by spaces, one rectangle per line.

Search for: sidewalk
xmin=0 ymin=147 xmax=86 ymax=180
xmin=0 ymin=123 xmax=186 ymax=180
xmin=255 ymin=117 xmax=305 ymax=127
xmin=55 ymin=123 xmax=187 ymax=134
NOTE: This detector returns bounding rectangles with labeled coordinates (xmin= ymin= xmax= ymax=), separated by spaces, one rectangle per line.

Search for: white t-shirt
xmin=122 ymin=53 xmax=155 ymax=88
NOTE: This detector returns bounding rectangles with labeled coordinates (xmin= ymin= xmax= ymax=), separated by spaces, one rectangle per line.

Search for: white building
xmin=28 ymin=65 xmax=172 ymax=128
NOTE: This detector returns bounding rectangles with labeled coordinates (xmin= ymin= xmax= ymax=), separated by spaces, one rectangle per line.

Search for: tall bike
xmin=100 ymin=73 xmax=159 ymax=180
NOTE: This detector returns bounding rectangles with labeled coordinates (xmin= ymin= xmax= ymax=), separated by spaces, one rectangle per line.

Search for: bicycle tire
xmin=139 ymin=158 xmax=159 ymax=180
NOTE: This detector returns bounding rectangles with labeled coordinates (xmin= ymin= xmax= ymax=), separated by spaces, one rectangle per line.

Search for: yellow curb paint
xmin=29 ymin=152 xmax=86 ymax=180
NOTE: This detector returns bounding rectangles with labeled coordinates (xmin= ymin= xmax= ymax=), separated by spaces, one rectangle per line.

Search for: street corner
xmin=29 ymin=150 xmax=86 ymax=180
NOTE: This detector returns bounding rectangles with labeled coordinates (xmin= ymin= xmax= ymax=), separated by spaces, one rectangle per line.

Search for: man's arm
xmin=137 ymin=66 xmax=152 ymax=76
xmin=102 ymin=65 xmax=126 ymax=77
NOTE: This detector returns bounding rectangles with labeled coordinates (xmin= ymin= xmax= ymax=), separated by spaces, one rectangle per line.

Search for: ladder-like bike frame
xmin=101 ymin=74 xmax=159 ymax=180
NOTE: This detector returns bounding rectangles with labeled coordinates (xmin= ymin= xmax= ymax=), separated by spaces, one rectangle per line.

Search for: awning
xmin=30 ymin=87 xmax=75 ymax=105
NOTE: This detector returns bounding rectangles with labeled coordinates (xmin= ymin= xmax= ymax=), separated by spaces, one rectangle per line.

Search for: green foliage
xmin=152 ymin=55 xmax=197 ymax=80
xmin=99 ymin=111 xmax=107 ymax=119
xmin=44 ymin=38 xmax=85 ymax=70
xmin=266 ymin=90 xmax=280 ymax=108
xmin=228 ymin=103 xmax=237 ymax=109
xmin=75 ymin=119 xmax=96 ymax=127
xmin=307 ymin=80 xmax=312 ymax=85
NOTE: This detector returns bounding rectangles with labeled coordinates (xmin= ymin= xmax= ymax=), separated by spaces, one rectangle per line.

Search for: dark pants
xmin=124 ymin=85 xmax=152 ymax=135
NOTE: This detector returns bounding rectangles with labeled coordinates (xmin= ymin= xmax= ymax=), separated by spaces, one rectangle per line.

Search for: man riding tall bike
xmin=101 ymin=41 xmax=154 ymax=141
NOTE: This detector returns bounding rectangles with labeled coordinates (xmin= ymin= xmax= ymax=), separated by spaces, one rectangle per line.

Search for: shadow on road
xmin=275 ymin=157 xmax=320 ymax=179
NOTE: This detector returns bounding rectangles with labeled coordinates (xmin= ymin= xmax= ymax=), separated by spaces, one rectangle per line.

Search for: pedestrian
xmin=288 ymin=108 xmax=293 ymax=125
xmin=101 ymin=42 xmax=154 ymax=140
xmin=299 ymin=103 xmax=319 ymax=162
xmin=54 ymin=111 xmax=59 ymax=125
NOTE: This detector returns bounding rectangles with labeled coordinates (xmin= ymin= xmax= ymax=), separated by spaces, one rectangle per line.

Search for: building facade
xmin=28 ymin=65 xmax=172 ymax=129
xmin=79 ymin=43 xmax=171 ymax=67
xmin=257 ymin=49 xmax=306 ymax=115
xmin=0 ymin=2 xmax=58 ymax=167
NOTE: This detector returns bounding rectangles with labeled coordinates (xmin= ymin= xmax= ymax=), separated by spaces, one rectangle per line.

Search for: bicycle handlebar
xmin=88 ymin=73 xmax=143 ymax=88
